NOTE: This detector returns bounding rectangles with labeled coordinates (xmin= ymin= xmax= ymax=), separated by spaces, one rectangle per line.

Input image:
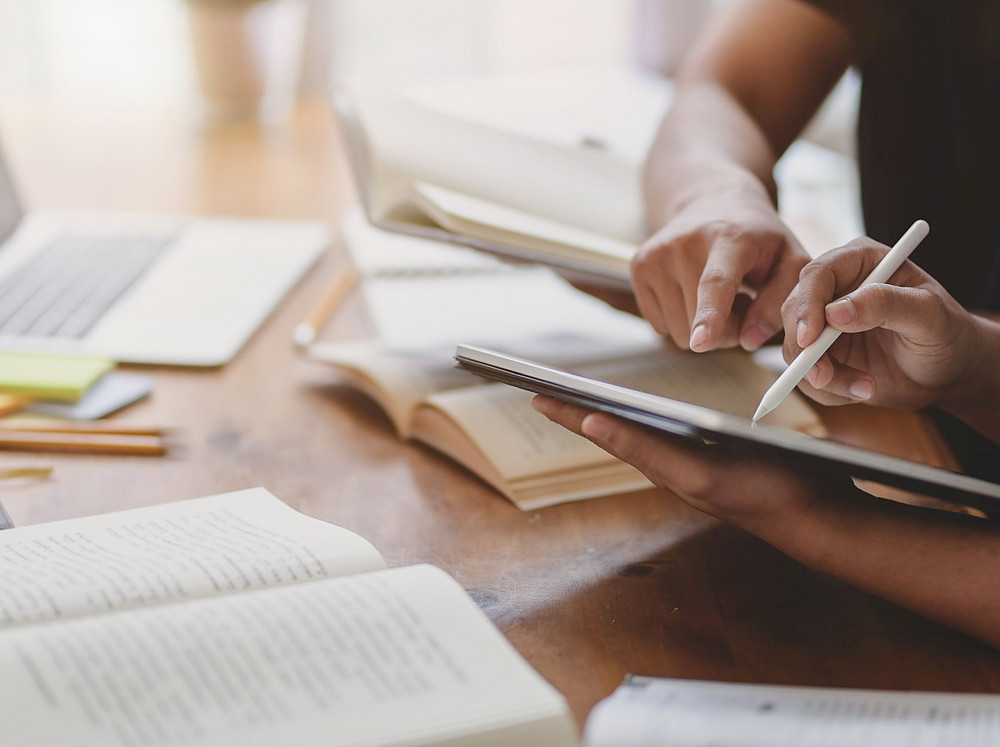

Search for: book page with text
xmin=0 ymin=564 xmax=576 ymax=747
xmin=0 ymin=488 xmax=385 ymax=629
xmin=423 ymin=384 xmax=627 ymax=482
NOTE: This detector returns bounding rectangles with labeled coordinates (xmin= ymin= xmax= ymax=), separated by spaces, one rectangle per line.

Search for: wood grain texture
xmin=0 ymin=98 xmax=997 ymax=728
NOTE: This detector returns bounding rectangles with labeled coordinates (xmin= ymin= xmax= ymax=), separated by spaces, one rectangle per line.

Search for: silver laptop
xmin=0 ymin=147 xmax=326 ymax=366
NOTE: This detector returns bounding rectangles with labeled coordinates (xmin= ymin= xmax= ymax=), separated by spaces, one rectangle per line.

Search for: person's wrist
xmin=727 ymin=485 xmax=828 ymax=552
xmin=739 ymin=472 xmax=881 ymax=562
xmin=935 ymin=313 xmax=1000 ymax=439
xmin=644 ymin=165 xmax=773 ymax=230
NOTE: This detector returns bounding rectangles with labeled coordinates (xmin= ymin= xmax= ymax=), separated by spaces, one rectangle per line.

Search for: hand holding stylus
xmin=761 ymin=223 xmax=999 ymax=437
xmin=753 ymin=221 xmax=930 ymax=422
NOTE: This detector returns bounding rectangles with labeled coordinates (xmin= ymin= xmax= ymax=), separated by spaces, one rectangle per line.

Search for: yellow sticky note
xmin=0 ymin=352 xmax=114 ymax=402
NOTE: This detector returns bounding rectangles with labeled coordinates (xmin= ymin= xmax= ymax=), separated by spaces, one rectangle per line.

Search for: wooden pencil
xmin=0 ymin=421 xmax=166 ymax=436
xmin=293 ymin=264 xmax=359 ymax=348
xmin=0 ymin=431 xmax=167 ymax=456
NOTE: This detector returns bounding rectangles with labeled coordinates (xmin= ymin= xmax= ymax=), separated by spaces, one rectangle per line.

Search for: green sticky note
xmin=0 ymin=352 xmax=115 ymax=403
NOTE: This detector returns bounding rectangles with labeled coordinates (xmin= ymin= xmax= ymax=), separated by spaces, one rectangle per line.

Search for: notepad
xmin=0 ymin=352 xmax=114 ymax=402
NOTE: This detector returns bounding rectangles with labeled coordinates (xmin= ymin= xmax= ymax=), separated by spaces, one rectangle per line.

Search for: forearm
xmin=938 ymin=314 xmax=1000 ymax=442
xmin=750 ymin=491 xmax=1000 ymax=647
xmin=642 ymin=0 xmax=850 ymax=232
xmin=535 ymin=394 xmax=1000 ymax=645
xmin=642 ymin=82 xmax=779 ymax=231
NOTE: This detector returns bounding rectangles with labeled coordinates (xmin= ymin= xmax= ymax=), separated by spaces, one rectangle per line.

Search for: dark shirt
xmin=803 ymin=0 xmax=1000 ymax=481
xmin=804 ymin=0 xmax=1000 ymax=311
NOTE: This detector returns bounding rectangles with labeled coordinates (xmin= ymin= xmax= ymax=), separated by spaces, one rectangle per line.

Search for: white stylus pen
xmin=752 ymin=219 xmax=930 ymax=424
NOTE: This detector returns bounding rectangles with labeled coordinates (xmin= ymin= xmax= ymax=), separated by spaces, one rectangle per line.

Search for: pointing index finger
xmin=690 ymin=240 xmax=755 ymax=351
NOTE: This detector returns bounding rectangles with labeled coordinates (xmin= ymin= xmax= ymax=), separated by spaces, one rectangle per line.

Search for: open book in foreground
xmin=584 ymin=675 xmax=1000 ymax=747
xmin=309 ymin=334 xmax=824 ymax=510
xmin=333 ymin=85 xmax=643 ymax=288
xmin=0 ymin=489 xmax=577 ymax=747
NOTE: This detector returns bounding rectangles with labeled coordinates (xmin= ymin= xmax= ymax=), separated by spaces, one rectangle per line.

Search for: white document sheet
xmin=585 ymin=676 xmax=1000 ymax=747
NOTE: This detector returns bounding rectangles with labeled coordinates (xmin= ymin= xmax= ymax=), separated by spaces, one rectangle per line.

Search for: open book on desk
xmin=333 ymin=85 xmax=642 ymax=288
xmin=309 ymin=334 xmax=824 ymax=510
xmin=0 ymin=488 xmax=576 ymax=747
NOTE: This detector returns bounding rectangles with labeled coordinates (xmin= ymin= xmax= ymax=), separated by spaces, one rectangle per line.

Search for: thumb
xmin=824 ymin=283 xmax=947 ymax=343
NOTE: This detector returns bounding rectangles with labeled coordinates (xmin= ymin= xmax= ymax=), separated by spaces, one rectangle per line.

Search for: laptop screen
xmin=0 ymin=146 xmax=23 ymax=247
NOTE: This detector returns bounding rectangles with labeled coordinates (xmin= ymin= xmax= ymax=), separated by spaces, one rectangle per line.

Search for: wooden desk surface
xmin=1 ymin=99 xmax=998 ymax=727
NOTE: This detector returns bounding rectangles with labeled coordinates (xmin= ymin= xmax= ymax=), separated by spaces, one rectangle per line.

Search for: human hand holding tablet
xmin=454 ymin=344 xmax=1000 ymax=513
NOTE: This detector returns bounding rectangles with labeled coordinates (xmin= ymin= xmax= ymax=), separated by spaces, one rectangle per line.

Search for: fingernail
xmin=689 ymin=323 xmax=709 ymax=351
xmin=805 ymin=365 xmax=820 ymax=387
xmin=826 ymin=298 xmax=855 ymax=325
xmin=796 ymin=320 xmax=809 ymax=347
xmin=581 ymin=413 xmax=612 ymax=442
xmin=849 ymin=378 xmax=874 ymax=400
xmin=740 ymin=323 xmax=772 ymax=351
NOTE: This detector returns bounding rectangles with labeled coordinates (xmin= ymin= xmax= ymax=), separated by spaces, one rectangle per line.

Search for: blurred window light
xmin=326 ymin=0 xmax=636 ymax=81
xmin=0 ymin=1 xmax=738 ymax=104
xmin=0 ymin=0 xmax=192 ymax=103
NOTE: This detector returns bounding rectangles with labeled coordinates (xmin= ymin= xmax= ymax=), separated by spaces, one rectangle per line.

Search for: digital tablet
xmin=454 ymin=344 xmax=1000 ymax=513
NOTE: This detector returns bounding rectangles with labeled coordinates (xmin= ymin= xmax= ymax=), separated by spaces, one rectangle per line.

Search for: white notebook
xmin=342 ymin=210 xmax=656 ymax=347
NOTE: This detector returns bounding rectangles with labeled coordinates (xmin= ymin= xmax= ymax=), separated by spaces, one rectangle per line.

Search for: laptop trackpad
xmin=88 ymin=219 xmax=326 ymax=366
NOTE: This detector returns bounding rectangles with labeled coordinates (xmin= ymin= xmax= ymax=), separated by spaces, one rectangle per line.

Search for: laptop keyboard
xmin=0 ymin=232 xmax=174 ymax=339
